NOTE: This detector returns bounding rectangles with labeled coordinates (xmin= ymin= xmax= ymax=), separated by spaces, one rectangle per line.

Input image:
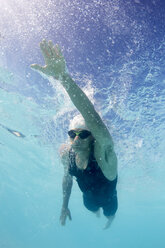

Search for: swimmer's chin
xmin=72 ymin=145 xmax=81 ymax=149
xmin=71 ymin=145 xmax=82 ymax=150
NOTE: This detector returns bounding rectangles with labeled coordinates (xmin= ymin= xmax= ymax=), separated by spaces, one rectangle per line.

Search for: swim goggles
xmin=68 ymin=130 xmax=91 ymax=139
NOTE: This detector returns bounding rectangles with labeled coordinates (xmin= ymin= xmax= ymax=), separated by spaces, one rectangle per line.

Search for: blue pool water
xmin=0 ymin=1 xmax=165 ymax=247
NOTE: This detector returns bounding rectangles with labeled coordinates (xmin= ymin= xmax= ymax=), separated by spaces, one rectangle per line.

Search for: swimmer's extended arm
xmin=61 ymin=74 xmax=114 ymax=146
xmin=31 ymin=39 xmax=117 ymax=180
xmin=31 ymin=40 xmax=113 ymax=147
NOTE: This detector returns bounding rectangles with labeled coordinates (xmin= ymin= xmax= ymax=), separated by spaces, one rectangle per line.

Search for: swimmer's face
xmin=68 ymin=128 xmax=94 ymax=151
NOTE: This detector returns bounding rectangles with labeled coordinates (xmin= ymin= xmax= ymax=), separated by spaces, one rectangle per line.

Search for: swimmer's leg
xmin=102 ymin=193 xmax=118 ymax=229
xmin=94 ymin=208 xmax=101 ymax=218
xmin=83 ymin=191 xmax=99 ymax=213
xmin=104 ymin=215 xmax=115 ymax=229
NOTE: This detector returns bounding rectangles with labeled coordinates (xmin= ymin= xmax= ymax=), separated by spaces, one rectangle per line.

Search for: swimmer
xmin=31 ymin=39 xmax=118 ymax=229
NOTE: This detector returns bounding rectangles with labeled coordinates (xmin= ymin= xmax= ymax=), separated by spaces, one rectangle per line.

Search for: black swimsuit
xmin=68 ymin=147 xmax=118 ymax=216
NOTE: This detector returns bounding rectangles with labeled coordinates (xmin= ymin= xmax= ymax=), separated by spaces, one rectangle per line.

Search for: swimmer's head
xmin=69 ymin=114 xmax=89 ymax=131
xmin=69 ymin=115 xmax=93 ymax=152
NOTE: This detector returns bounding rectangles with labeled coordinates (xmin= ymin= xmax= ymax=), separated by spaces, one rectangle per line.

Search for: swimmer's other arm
xmin=60 ymin=173 xmax=73 ymax=226
xmin=60 ymin=145 xmax=73 ymax=226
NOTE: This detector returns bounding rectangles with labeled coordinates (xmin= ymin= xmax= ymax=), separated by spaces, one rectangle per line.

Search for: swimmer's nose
xmin=73 ymin=135 xmax=82 ymax=144
xmin=74 ymin=136 xmax=80 ymax=141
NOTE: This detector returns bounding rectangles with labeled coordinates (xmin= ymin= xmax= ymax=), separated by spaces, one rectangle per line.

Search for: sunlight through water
xmin=0 ymin=0 xmax=165 ymax=248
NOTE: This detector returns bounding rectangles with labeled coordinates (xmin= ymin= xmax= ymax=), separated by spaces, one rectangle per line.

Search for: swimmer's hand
xmin=31 ymin=39 xmax=66 ymax=79
xmin=60 ymin=207 xmax=72 ymax=226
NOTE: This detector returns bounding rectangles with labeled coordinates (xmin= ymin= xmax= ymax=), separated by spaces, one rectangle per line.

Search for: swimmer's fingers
xmin=40 ymin=40 xmax=64 ymax=65
xmin=30 ymin=64 xmax=46 ymax=74
xmin=55 ymin=44 xmax=63 ymax=57
xmin=45 ymin=40 xmax=63 ymax=59
xmin=60 ymin=208 xmax=72 ymax=226
xmin=50 ymin=43 xmax=64 ymax=60
xmin=60 ymin=215 xmax=66 ymax=226
xmin=40 ymin=39 xmax=55 ymax=63
xmin=31 ymin=39 xmax=66 ymax=78
xmin=48 ymin=41 xmax=58 ymax=58
xmin=67 ymin=209 xmax=72 ymax=221
xmin=39 ymin=40 xmax=55 ymax=63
